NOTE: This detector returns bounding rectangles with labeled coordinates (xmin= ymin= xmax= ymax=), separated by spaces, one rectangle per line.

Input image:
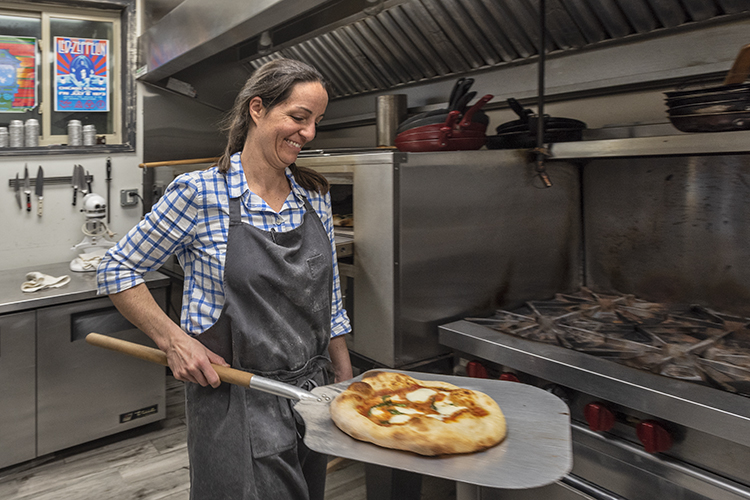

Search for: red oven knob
xmin=466 ymin=360 xmax=489 ymax=378
xmin=499 ymin=372 xmax=520 ymax=382
xmin=583 ymin=402 xmax=615 ymax=432
xmin=636 ymin=420 xmax=673 ymax=453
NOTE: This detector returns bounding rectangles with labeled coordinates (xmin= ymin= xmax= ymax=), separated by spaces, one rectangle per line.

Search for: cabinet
xmin=0 ymin=263 xmax=169 ymax=468
xmin=0 ymin=311 xmax=36 ymax=468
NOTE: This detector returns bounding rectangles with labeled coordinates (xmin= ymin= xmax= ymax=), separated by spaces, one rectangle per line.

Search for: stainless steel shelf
xmin=548 ymin=130 xmax=750 ymax=159
xmin=439 ymin=319 xmax=750 ymax=449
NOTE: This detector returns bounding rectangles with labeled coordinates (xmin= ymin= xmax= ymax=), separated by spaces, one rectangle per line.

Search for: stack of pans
xmin=665 ymin=83 xmax=750 ymax=133
xmin=665 ymin=43 xmax=750 ymax=133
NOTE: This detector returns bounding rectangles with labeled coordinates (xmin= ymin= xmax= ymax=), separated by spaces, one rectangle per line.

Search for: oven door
xmin=456 ymin=420 xmax=750 ymax=500
xmin=457 ymin=474 xmax=623 ymax=500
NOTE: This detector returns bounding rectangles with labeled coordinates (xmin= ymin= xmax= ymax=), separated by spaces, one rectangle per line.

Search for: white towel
xmin=22 ymin=272 xmax=71 ymax=293
xmin=70 ymin=248 xmax=108 ymax=272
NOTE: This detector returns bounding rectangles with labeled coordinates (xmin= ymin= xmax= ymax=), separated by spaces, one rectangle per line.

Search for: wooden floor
xmin=0 ymin=376 xmax=455 ymax=500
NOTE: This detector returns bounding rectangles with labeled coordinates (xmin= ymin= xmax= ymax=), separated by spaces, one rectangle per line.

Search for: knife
xmin=35 ymin=166 xmax=44 ymax=216
xmin=78 ymin=165 xmax=88 ymax=197
xmin=72 ymin=164 xmax=79 ymax=205
xmin=23 ymin=164 xmax=30 ymax=212
xmin=14 ymin=172 xmax=21 ymax=210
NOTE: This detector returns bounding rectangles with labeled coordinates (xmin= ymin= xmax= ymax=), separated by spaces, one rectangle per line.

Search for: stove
xmin=439 ymin=289 xmax=750 ymax=500
xmin=464 ymin=288 xmax=750 ymax=396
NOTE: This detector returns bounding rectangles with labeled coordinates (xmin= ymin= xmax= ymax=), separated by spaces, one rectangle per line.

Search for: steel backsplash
xmin=582 ymin=153 xmax=750 ymax=316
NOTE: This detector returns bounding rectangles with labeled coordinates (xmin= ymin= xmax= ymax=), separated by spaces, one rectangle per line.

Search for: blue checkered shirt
xmin=97 ymin=152 xmax=351 ymax=338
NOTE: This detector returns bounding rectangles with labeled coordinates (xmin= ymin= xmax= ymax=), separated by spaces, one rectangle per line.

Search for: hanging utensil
xmin=106 ymin=157 xmax=112 ymax=224
xmin=78 ymin=165 xmax=88 ymax=197
xmin=35 ymin=166 xmax=44 ymax=217
xmin=71 ymin=164 xmax=79 ymax=205
xmin=23 ymin=164 xmax=30 ymax=212
xmin=14 ymin=172 xmax=21 ymax=210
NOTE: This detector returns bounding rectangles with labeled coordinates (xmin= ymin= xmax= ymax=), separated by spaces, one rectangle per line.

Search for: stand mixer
xmin=70 ymin=192 xmax=116 ymax=272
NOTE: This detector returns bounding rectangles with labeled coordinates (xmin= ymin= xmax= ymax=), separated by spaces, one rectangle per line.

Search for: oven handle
xmin=560 ymin=474 xmax=628 ymax=500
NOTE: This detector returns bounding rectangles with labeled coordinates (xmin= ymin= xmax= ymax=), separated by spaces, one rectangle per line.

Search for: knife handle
xmin=37 ymin=197 xmax=43 ymax=217
xmin=85 ymin=333 xmax=254 ymax=388
xmin=26 ymin=193 xmax=30 ymax=212
xmin=72 ymin=187 xmax=77 ymax=206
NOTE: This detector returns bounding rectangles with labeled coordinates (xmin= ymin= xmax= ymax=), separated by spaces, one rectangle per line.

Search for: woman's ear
xmin=248 ymin=96 xmax=265 ymax=125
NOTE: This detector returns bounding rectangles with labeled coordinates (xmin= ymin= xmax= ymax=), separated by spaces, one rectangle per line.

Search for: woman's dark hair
xmin=217 ymin=58 xmax=331 ymax=194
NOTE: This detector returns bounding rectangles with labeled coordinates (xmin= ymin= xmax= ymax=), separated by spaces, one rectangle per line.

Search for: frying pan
xmin=487 ymin=98 xmax=586 ymax=150
xmin=395 ymin=94 xmax=493 ymax=152
xmin=86 ymin=332 xmax=572 ymax=489
xmin=396 ymin=78 xmax=478 ymax=134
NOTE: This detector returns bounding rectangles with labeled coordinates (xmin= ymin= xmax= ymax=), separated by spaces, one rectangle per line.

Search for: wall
xmin=0 ymin=0 xmax=144 ymax=273
xmin=0 ymin=101 xmax=145 ymax=272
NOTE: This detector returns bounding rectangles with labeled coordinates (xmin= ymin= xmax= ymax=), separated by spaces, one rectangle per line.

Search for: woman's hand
xmin=165 ymin=333 xmax=229 ymax=388
xmin=109 ymin=283 xmax=229 ymax=388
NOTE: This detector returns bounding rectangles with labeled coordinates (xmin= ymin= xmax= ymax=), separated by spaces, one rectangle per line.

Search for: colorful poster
xmin=54 ymin=36 xmax=108 ymax=112
xmin=0 ymin=36 xmax=36 ymax=112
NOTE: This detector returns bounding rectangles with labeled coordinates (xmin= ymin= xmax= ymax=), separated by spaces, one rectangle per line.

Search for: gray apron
xmin=185 ymin=190 xmax=334 ymax=500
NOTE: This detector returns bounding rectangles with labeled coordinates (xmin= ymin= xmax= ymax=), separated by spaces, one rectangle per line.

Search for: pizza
xmin=329 ymin=371 xmax=506 ymax=456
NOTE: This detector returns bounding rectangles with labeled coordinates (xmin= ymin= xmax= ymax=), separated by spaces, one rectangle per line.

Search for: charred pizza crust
xmin=329 ymin=371 xmax=507 ymax=456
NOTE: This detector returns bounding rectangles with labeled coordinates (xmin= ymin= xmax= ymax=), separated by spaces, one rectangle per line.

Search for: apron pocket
xmin=306 ymin=253 xmax=329 ymax=312
xmin=246 ymin=390 xmax=297 ymax=458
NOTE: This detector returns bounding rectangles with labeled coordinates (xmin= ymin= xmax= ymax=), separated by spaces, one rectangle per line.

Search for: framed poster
xmin=0 ymin=36 xmax=36 ymax=112
xmin=54 ymin=36 xmax=108 ymax=112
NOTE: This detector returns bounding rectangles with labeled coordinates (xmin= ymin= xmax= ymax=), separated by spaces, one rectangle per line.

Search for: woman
xmin=97 ymin=58 xmax=352 ymax=500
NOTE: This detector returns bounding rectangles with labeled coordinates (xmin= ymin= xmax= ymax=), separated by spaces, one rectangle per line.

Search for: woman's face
xmin=249 ymin=81 xmax=328 ymax=169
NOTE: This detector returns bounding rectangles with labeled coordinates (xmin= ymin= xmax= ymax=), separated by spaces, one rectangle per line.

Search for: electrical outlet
xmin=120 ymin=189 xmax=139 ymax=207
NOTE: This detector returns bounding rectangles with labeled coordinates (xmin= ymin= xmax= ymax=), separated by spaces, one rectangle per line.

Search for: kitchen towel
xmin=22 ymin=272 xmax=71 ymax=293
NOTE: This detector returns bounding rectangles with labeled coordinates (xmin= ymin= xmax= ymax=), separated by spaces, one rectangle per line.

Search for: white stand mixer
xmin=70 ymin=192 xmax=117 ymax=272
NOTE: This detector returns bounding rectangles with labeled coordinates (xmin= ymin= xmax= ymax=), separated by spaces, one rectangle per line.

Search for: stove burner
xmin=466 ymin=288 xmax=750 ymax=395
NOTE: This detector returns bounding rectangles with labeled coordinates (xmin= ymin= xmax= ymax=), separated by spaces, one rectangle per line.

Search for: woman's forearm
xmin=328 ymin=335 xmax=353 ymax=383
xmin=109 ymin=283 xmax=228 ymax=387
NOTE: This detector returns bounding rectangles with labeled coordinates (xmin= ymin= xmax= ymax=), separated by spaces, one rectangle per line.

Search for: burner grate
xmin=466 ymin=289 xmax=750 ymax=395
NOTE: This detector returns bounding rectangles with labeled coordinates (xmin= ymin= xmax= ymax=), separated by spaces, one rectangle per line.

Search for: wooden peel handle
xmin=85 ymin=332 xmax=254 ymax=387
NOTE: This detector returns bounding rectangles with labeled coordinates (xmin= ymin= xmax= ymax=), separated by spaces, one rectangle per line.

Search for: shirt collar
xmin=229 ymin=152 xmax=307 ymax=208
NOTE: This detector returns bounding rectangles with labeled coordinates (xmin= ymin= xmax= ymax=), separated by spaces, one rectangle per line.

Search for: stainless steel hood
xmin=141 ymin=0 xmax=749 ymax=105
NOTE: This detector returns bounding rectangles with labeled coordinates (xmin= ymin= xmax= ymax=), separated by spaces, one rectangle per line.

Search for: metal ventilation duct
xmin=240 ymin=0 xmax=749 ymax=99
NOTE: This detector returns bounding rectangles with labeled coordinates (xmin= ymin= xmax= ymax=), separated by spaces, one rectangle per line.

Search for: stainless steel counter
xmin=0 ymin=262 xmax=168 ymax=315
xmin=0 ymin=262 xmax=169 ymax=468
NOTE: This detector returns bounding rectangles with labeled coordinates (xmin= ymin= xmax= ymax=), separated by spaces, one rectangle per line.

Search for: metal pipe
xmin=536 ymin=0 xmax=552 ymax=187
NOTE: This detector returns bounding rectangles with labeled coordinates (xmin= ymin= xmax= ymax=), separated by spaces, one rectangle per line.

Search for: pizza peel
xmin=86 ymin=334 xmax=572 ymax=490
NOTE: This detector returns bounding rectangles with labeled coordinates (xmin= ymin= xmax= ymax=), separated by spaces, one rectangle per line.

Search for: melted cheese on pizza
xmin=359 ymin=385 xmax=488 ymax=426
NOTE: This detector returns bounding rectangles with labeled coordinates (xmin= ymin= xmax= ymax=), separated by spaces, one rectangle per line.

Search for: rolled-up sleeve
xmin=97 ymin=175 xmax=199 ymax=295
xmin=320 ymin=192 xmax=352 ymax=338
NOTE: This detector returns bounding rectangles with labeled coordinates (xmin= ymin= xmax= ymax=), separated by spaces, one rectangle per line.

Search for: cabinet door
xmin=0 ymin=310 xmax=36 ymax=468
xmin=36 ymin=290 xmax=167 ymax=455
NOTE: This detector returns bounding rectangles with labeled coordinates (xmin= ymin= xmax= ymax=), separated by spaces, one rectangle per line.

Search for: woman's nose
xmin=300 ymin=121 xmax=316 ymax=140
